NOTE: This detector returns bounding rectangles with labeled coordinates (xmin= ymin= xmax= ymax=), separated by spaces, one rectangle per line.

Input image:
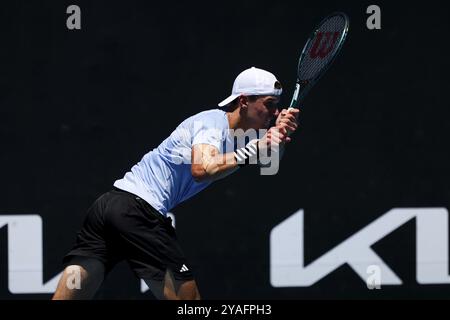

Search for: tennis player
xmin=52 ymin=67 xmax=300 ymax=300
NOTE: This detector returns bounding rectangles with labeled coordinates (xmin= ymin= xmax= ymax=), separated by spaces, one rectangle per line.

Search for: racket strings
xmin=298 ymin=15 xmax=347 ymax=81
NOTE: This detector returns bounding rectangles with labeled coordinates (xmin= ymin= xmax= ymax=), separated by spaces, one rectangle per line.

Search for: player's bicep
xmin=191 ymin=144 xmax=219 ymax=182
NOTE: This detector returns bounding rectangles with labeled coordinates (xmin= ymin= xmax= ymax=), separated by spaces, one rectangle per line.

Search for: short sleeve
xmin=191 ymin=112 xmax=226 ymax=151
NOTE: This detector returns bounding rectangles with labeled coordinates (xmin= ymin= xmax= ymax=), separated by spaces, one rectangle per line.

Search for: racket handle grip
xmin=289 ymin=83 xmax=301 ymax=108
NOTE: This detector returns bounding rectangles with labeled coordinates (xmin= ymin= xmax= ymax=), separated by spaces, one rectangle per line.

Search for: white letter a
xmin=66 ymin=5 xmax=81 ymax=30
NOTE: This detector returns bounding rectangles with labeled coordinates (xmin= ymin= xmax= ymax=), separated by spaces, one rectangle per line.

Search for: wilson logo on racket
xmin=309 ymin=31 xmax=340 ymax=59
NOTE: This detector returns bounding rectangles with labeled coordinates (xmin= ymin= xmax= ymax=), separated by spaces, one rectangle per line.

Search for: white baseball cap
xmin=218 ymin=67 xmax=282 ymax=107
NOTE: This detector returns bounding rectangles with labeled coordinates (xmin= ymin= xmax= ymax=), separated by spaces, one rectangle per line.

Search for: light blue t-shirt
xmin=114 ymin=109 xmax=234 ymax=216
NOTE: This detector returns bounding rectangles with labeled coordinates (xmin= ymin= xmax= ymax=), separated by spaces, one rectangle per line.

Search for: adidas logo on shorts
xmin=179 ymin=264 xmax=189 ymax=272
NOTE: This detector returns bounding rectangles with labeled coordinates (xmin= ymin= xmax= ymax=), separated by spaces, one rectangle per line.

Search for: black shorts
xmin=63 ymin=188 xmax=194 ymax=281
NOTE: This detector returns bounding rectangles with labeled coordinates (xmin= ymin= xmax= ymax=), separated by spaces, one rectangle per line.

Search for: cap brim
xmin=218 ymin=94 xmax=240 ymax=107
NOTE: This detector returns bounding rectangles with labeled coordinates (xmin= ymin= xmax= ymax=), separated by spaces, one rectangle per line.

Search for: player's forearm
xmin=203 ymin=152 xmax=238 ymax=178
xmin=192 ymin=152 xmax=238 ymax=182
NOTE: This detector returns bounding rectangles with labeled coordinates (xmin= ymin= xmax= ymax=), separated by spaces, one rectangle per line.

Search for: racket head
xmin=290 ymin=12 xmax=349 ymax=108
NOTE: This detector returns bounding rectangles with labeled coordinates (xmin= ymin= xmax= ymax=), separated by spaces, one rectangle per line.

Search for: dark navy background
xmin=0 ymin=0 xmax=449 ymax=299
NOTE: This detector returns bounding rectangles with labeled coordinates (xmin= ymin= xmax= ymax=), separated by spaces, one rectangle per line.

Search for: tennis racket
xmin=289 ymin=12 xmax=349 ymax=110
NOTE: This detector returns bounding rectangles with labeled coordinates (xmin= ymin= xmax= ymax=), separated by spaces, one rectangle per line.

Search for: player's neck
xmin=226 ymin=109 xmax=249 ymax=131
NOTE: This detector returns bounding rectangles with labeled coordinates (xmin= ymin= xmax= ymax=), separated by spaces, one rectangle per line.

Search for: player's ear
xmin=239 ymin=95 xmax=249 ymax=109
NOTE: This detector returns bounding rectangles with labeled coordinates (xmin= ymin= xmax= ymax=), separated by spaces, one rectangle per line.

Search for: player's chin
xmin=266 ymin=119 xmax=275 ymax=129
xmin=255 ymin=118 xmax=272 ymax=130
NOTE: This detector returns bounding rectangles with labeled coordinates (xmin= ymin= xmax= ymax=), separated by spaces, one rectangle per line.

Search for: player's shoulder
xmin=192 ymin=108 xmax=226 ymax=120
xmin=176 ymin=108 xmax=228 ymax=134
xmin=187 ymin=108 xmax=228 ymax=128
